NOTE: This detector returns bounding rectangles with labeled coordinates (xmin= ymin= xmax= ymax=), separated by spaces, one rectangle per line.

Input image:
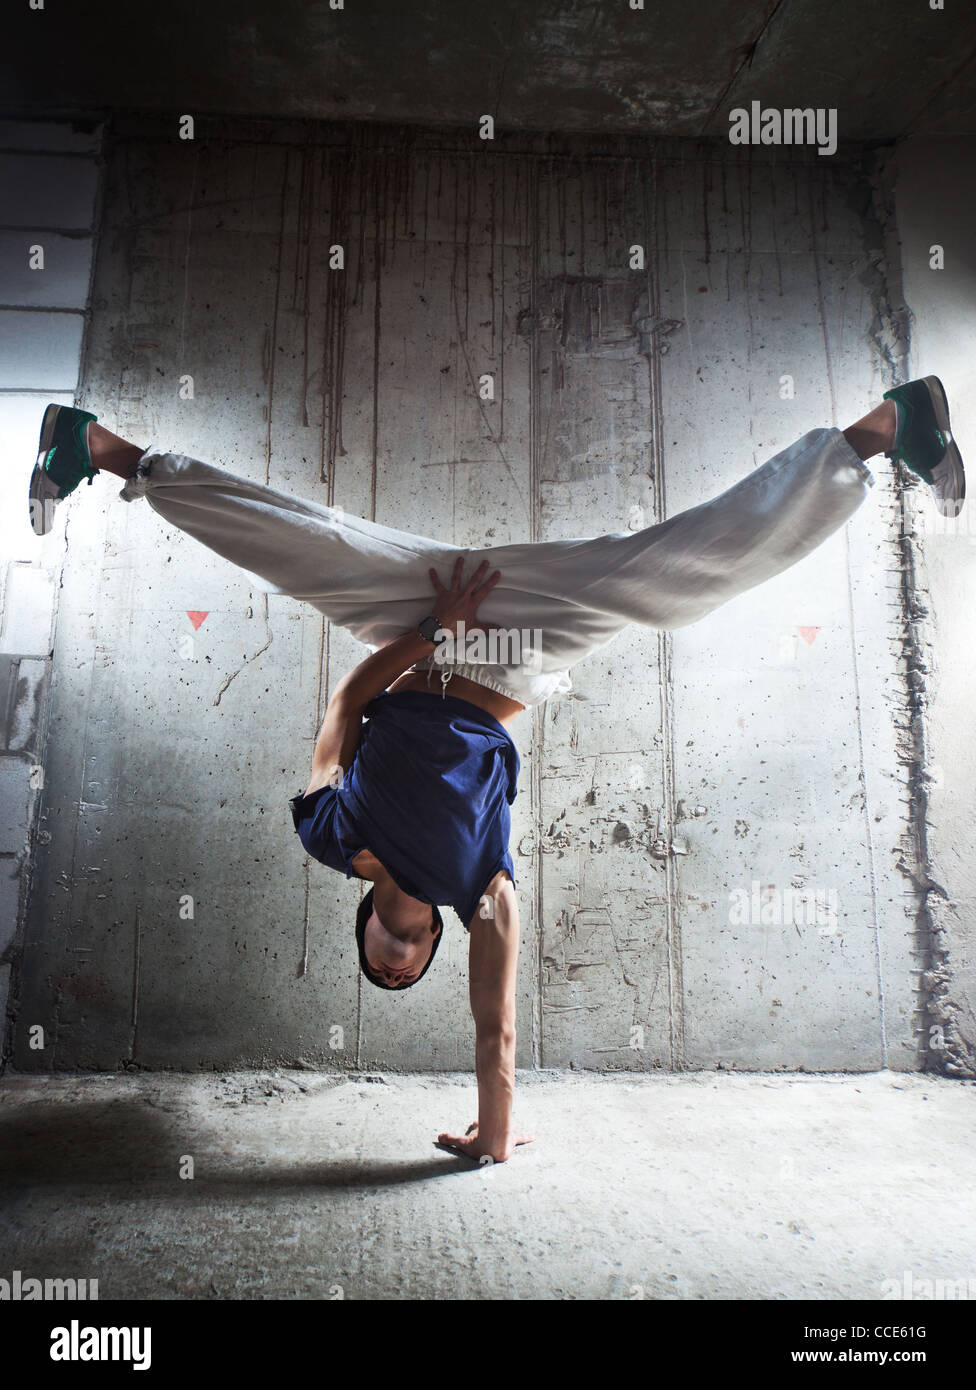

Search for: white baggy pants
xmin=120 ymin=427 xmax=874 ymax=707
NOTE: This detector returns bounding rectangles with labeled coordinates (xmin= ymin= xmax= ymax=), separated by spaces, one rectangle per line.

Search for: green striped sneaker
xmin=883 ymin=376 xmax=965 ymax=518
xmin=29 ymin=404 xmax=99 ymax=536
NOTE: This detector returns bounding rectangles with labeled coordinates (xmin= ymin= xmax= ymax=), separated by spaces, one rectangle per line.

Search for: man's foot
xmin=883 ymin=376 xmax=965 ymax=518
xmin=29 ymin=403 xmax=100 ymax=536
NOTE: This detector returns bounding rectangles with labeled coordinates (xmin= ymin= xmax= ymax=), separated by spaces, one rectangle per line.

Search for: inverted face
xmin=363 ymin=908 xmax=440 ymax=988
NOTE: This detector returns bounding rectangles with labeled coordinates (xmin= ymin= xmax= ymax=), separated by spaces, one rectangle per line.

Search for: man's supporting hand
xmin=435 ymin=1121 xmax=534 ymax=1164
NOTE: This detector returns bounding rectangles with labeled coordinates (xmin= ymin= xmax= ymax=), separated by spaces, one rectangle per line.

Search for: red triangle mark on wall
xmin=797 ymin=625 xmax=821 ymax=645
xmin=187 ymin=611 xmax=209 ymax=630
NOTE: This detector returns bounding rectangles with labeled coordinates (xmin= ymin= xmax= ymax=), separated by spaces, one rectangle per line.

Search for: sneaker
xmin=883 ymin=376 xmax=965 ymax=518
xmin=29 ymin=403 xmax=99 ymax=536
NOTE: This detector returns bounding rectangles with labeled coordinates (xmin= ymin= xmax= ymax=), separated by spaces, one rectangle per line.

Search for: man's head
xmin=355 ymin=886 xmax=443 ymax=990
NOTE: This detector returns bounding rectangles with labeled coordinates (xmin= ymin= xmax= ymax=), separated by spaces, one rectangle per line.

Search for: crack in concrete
xmin=862 ymin=150 xmax=973 ymax=1078
xmin=212 ymin=599 xmax=274 ymax=707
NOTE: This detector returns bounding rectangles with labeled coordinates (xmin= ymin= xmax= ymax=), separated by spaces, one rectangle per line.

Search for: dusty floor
xmin=1 ymin=1069 xmax=974 ymax=1300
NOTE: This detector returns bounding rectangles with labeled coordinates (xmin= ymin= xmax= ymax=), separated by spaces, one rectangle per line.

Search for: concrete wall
xmin=5 ymin=117 xmax=932 ymax=1072
xmin=0 ymin=121 xmax=102 ymax=1046
xmin=889 ymin=135 xmax=976 ymax=1075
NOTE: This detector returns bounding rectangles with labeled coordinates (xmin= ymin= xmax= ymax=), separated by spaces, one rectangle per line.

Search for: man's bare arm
xmin=304 ymin=630 xmax=437 ymax=796
xmin=304 ymin=693 xmax=367 ymax=797
xmin=454 ymin=873 xmax=533 ymax=1162
xmin=331 ymin=630 xmax=436 ymax=711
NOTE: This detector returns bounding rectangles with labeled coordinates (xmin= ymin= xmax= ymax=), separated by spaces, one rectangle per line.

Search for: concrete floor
xmin=2 ymin=1069 xmax=974 ymax=1300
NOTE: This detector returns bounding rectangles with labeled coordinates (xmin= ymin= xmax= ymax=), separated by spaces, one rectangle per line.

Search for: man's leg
xmin=551 ymin=403 xmax=894 ymax=636
xmin=459 ymin=406 xmax=893 ymax=695
xmin=842 ymin=399 xmax=896 ymax=464
xmin=382 ymin=401 xmax=898 ymax=707
xmin=87 ymin=422 xmax=145 ymax=479
xmin=86 ymin=427 xmax=469 ymax=652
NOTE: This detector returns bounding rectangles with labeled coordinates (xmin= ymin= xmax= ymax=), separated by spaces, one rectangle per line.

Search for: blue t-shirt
xmin=289 ymin=690 xmax=520 ymax=929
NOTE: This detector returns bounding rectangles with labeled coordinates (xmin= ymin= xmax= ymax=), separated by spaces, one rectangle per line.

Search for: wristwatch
xmin=418 ymin=615 xmax=450 ymax=646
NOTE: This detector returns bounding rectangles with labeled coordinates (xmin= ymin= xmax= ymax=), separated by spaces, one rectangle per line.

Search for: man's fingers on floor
xmin=434 ymin=1138 xmax=477 ymax=1158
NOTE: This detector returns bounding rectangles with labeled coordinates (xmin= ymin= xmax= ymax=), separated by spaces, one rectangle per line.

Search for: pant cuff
xmin=118 ymin=443 xmax=164 ymax=502
xmin=830 ymin=426 xmax=876 ymax=488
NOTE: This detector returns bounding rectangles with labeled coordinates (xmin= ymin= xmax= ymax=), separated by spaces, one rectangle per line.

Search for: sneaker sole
xmin=28 ymin=403 xmax=63 ymax=536
xmin=921 ymin=374 xmax=966 ymax=518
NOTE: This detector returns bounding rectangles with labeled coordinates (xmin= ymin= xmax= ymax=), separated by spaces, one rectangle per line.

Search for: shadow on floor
xmin=0 ymin=1098 xmax=468 ymax=1192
